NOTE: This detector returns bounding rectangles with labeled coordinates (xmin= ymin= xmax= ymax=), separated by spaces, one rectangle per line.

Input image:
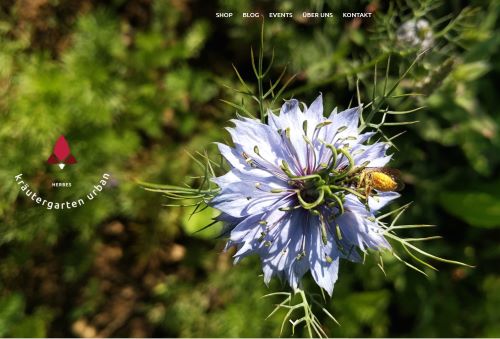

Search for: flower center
xmin=280 ymin=146 xmax=373 ymax=215
xmin=300 ymin=186 xmax=321 ymax=204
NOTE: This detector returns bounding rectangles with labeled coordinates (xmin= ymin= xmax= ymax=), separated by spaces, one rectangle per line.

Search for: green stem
xmin=318 ymin=142 xmax=338 ymax=176
xmin=297 ymin=187 xmax=325 ymax=210
xmin=290 ymin=174 xmax=323 ymax=182
xmin=258 ymin=21 xmax=265 ymax=123
xmin=330 ymin=184 xmax=365 ymax=200
xmin=298 ymin=289 xmax=313 ymax=338
xmin=334 ymin=147 xmax=356 ymax=180
xmin=324 ymin=186 xmax=345 ymax=215
xmin=285 ymin=52 xmax=390 ymax=97
xmin=360 ymin=50 xmax=425 ymax=132
xmin=258 ymin=75 xmax=264 ymax=123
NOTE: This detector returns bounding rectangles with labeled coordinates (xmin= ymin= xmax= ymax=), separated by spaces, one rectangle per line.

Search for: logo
xmin=15 ymin=134 xmax=111 ymax=210
xmin=47 ymin=135 xmax=77 ymax=169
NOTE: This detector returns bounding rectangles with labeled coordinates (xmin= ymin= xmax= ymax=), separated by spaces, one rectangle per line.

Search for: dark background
xmin=0 ymin=0 xmax=499 ymax=337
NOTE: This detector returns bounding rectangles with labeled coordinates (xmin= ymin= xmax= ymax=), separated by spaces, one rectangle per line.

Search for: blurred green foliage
xmin=0 ymin=0 xmax=499 ymax=337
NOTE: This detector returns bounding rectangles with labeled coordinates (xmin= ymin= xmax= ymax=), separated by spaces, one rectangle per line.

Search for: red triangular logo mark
xmin=65 ymin=154 xmax=77 ymax=164
xmin=47 ymin=135 xmax=77 ymax=169
xmin=47 ymin=154 xmax=59 ymax=164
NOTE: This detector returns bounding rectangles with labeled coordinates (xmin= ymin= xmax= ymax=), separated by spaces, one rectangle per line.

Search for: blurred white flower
xmin=397 ymin=19 xmax=434 ymax=50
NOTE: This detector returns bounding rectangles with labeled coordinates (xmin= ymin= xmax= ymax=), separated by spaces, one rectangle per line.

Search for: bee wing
xmin=377 ymin=167 xmax=401 ymax=177
xmin=380 ymin=168 xmax=405 ymax=191
xmin=395 ymin=181 xmax=405 ymax=191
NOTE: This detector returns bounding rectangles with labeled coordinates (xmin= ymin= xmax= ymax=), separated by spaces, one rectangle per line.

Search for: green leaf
xmin=452 ymin=61 xmax=490 ymax=82
xmin=439 ymin=189 xmax=500 ymax=228
xmin=181 ymin=204 xmax=221 ymax=239
xmin=0 ymin=294 xmax=24 ymax=337
xmin=10 ymin=312 xmax=49 ymax=338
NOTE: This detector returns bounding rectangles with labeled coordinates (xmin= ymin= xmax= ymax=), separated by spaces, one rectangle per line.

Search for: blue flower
xmin=210 ymin=94 xmax=399 ymax=295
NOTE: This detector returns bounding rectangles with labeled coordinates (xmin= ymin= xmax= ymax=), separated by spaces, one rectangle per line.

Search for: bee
xmin=357 ymin=167 xmax=405 ymax=197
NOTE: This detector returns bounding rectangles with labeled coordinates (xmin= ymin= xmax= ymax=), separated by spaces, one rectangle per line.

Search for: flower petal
xmin=210 ymin=180 xmax=291 ymax=217
xmin=369 ymin=191 xmax=400 ymax=211
xmin=216 ymin=142 xmax=247 ymax=170
xmin=304 ymin=94 xmax=324 ymax=122
xmin=328 ymin=106 xmax=361 ymax=137
xmin=228 ymin=118 xmax=292 ymax=171
xmin=306 ymin=214 xmax=340 ymax=296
